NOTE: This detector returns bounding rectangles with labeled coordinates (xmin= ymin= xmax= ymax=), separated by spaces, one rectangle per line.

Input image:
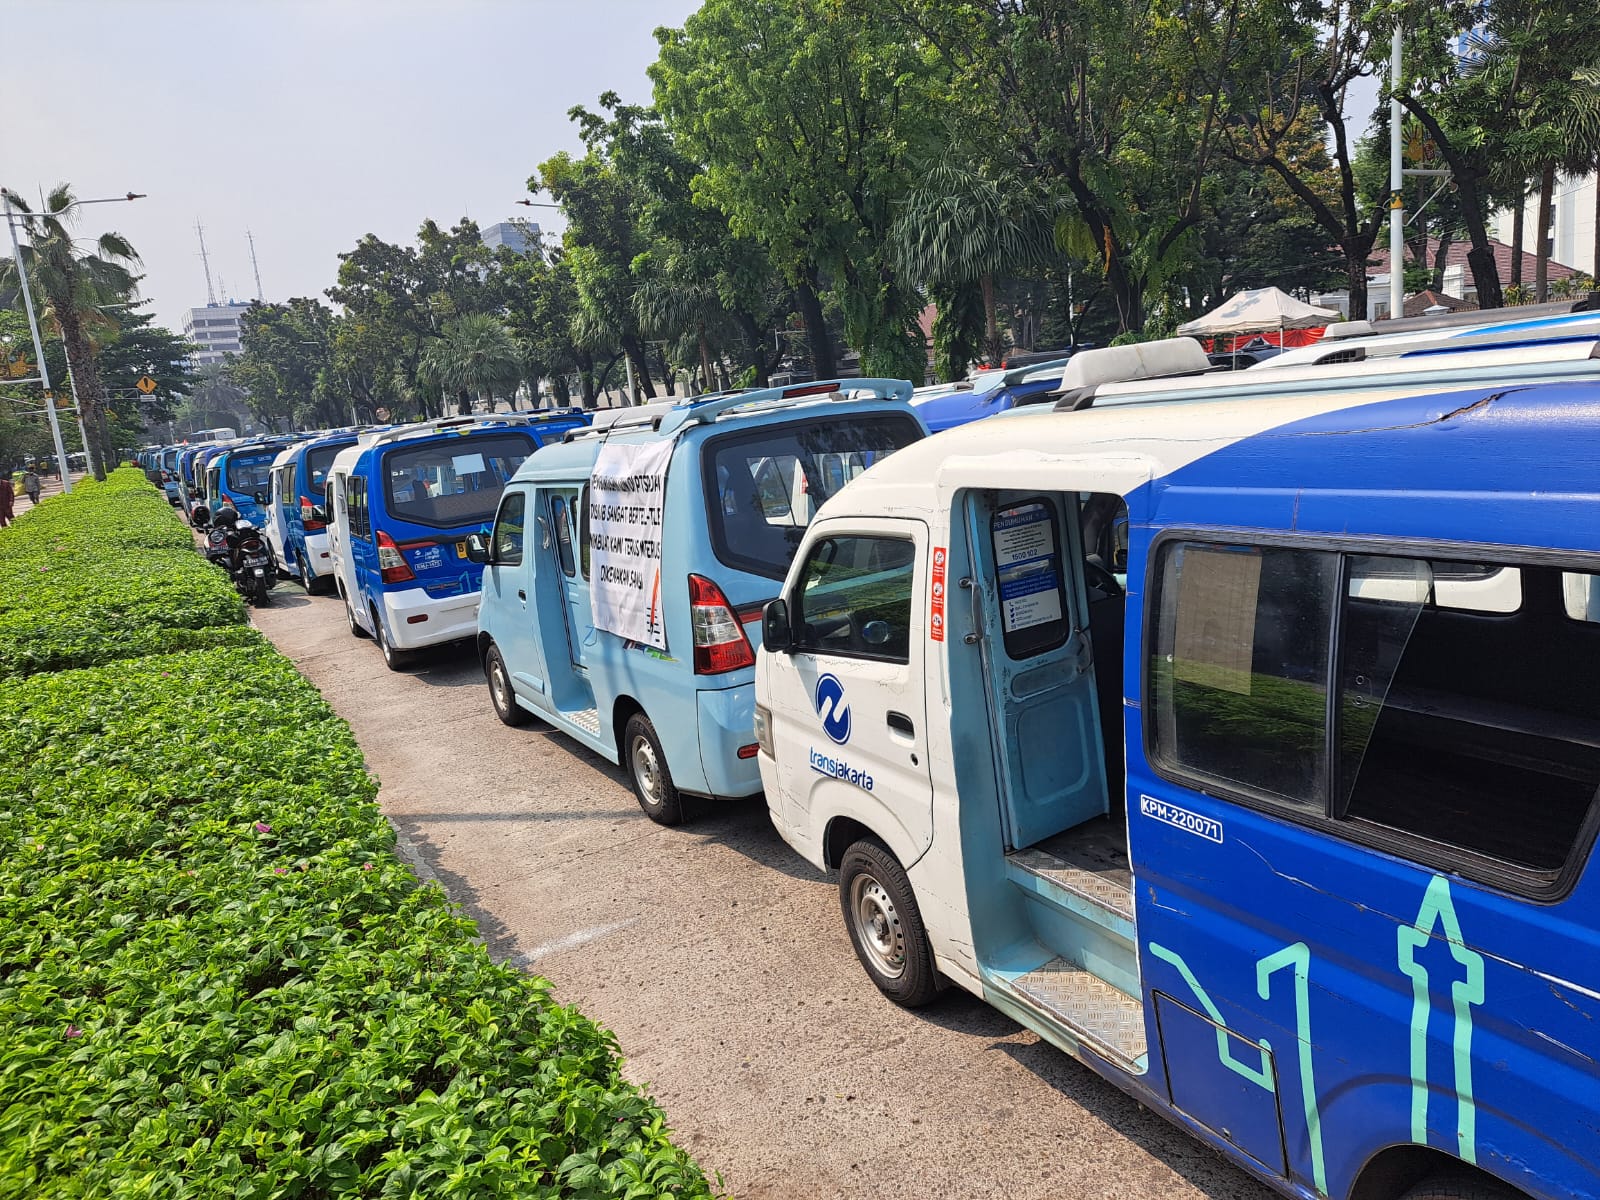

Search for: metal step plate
xmin=566 ymin=707 xmax=601 ymax=737
xmin=1009 ymin=847 xmax=1134 ymax=923
xmin=1010 ymin=957 xmax=1147 ymax=1069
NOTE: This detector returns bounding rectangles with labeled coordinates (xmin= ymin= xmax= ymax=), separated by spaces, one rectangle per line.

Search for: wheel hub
xmin=631 ymin=736 xmax=661 ymax=806
xmin=851 ymin=875 xmax=905 ymax=980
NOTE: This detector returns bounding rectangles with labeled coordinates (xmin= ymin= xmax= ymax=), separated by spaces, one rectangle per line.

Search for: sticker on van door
xmin=990 ymin=500 xmax=1070 ymax=658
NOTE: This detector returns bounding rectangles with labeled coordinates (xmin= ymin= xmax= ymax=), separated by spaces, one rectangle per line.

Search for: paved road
xmin=252 ymin=588 xmax=1274 ymax=1200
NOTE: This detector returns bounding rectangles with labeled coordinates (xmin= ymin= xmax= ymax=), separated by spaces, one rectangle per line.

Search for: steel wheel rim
xmin=489 ymin=658 xmax=512 ymax=714
xmin=849 ymin=873 xmax=906 ymax=980
xmin=631 ymin=734 xmax=663 ymax=808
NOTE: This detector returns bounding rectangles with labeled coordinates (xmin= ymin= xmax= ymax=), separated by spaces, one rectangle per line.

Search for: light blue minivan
xmin=327 ymin=411 xmax=591 ymax=670
xmin=469 ymin=381 xmax=927 ymax=824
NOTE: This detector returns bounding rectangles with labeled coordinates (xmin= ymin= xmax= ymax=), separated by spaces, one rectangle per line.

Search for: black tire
xmin=838 ymin=839 xmax=941 ymax=1007
xmin=344 ymin=590 xmax=368 ymax=639
xmin=623 ymin=712 xmax=684 ymax=825
xmin=371 ymin=605 xmax=411 ymax=671
xmin=1400 ymin=1176 xmax=1523 ymax=1200
xmin=299 ymin=556 xmax=320 ymax=595
xmin=251 ymin=576 xmax=272 ymax=606
xmin=485 ymin=643 xmax=531 ymax=727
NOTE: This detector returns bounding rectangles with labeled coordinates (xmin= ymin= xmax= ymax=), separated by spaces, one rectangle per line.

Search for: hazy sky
xmin=6 ymin=0 xmax=700 ymax=334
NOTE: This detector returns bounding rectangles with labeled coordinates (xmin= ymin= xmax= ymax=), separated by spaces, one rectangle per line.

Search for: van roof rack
xmin=357 ymin=409 xmax=585 ymax=450
xmin=657 ymin=377 xmax=913 ymax=434
xmin=1052 ymin=335 xmax=1600 ymax=413
xmin=1050 ymin=339 xmax=1214 ymax=408
xmin=1322 ymin=293 xmax=1600 ymax=341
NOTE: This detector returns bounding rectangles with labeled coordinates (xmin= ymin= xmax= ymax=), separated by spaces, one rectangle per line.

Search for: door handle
xmin=887 ymin=711 xmax=915 ymax=736
xmin=517 ymin=589 xmax=527 ymax=601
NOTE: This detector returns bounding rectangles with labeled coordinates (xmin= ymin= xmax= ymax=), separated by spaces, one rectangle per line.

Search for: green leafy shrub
xmin=0 ymin=471 xmax=247 ymax=677
xmin=0 ymin=473 xmax=716 ymax=1198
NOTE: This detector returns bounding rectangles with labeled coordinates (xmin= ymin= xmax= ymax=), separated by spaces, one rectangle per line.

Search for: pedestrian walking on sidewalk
xmin=22 ymin=469 xmax=41 ymax=507
xmin=0 ymin=477 xmax=13 ymax=527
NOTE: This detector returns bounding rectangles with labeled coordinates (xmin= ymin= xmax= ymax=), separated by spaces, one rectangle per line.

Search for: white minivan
xmin=751 ymin=327 xmax=1600 ymax=1200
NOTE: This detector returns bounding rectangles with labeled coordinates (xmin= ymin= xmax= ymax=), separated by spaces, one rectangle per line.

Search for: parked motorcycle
xmin=203 ymin=506 xmax=276 ymax=606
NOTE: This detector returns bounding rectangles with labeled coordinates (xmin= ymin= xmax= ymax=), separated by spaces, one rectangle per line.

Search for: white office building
xmin=1494 ymin=173 xmax=1599 ymax=285
xmin=481 ymin=220 xmax=540 ymax=257
xmin=182 ymin=302 xmax=250 ymax=367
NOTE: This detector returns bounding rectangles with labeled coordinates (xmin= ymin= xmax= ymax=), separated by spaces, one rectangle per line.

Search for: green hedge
xmin=0 ymin=472 xmax=250 ymax=678
xmin=0 ymin=472 xmax=716 ymax=1198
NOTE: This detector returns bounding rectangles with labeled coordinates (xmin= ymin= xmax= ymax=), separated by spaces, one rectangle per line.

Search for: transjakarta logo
xmin=814 ymin=672 xmax=851 ymax=744
xmin=809 ymin=747 xmax=874 ymax=792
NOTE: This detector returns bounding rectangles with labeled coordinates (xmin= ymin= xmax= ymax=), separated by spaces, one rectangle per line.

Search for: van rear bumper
xmin=302 ymin=531 xmax=334 ymax=579
xmin=379 ymin=587 xmax=481 ymax=650
xmin=695 ymin=681 xmax=763 ymax=798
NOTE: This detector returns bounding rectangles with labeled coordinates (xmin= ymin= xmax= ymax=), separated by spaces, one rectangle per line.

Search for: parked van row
xmin=273 ymin=301 xmax=1600 ymax=1200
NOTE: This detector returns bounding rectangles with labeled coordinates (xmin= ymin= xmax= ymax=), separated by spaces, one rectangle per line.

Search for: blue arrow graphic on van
xmin=815 ymin=673 xmax=851 ymax=745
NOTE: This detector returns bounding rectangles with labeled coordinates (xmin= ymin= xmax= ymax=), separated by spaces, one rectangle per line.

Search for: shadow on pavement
xmin=684 ymin=792 xmax=830 ymax=884
xmin=989 ymin=1037 xmax=1272 ymax=1199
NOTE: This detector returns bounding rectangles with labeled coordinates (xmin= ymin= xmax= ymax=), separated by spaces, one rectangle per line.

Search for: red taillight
xmin=375 ymin=530 xmax=415 ymax=584
xmin=300 ymin=495 xmax=325 ymax=532
xmin=689 ymin=574 xmax=755 ymax=674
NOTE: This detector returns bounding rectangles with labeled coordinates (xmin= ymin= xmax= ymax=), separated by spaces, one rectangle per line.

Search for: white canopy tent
xmin=1176 ymin=287 xmax=1338 ymax=338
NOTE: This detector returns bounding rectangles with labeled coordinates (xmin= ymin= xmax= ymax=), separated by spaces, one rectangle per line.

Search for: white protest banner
xmin=589 ymin=438 xmax=674 ymax=650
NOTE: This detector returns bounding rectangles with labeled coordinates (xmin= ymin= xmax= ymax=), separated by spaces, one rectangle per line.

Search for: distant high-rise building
xmin=481 ymin=220 xmax=541 ymax=257
xmin=183 ymin=301 xmax=251 ymax=367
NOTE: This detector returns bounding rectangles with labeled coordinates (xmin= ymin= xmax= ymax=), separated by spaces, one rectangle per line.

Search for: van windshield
xmin=226 ymin=451 xmax=278 ymax=495
xmin=703 ymin=412 xmax=922 ymax=580
xmin=382 ymin=432 xmax=535 ymax=529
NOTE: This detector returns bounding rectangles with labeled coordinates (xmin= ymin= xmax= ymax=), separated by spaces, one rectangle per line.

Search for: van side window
xmin=1339 ymin=556 xmax=1600 ymax=874
xmin=348 ymin=475 xmax=370 ymax=541
xmin=1150 ymin=543 xmax=1337 ymax=809
xmin=1151 ymin=540 xmax=1600 ymax=890
xmin=492 ymin=492 xmax=526 ymax=566
xmin=794 ymin=536 xmax=915 ymax=663
xmin=549 ymin=493 xmax=576 ymax=578
xmin=578 ymin=487 xmax=591 ymax=580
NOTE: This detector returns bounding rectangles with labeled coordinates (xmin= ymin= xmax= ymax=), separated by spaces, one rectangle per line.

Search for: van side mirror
xmin=463 ymin=532 xmax=491 ymax=564
xmin=253 ymin=491 xmax=268 ymax=505
xmin=763 ymin=598 xmax=793 ymax=652
xmin=311 ymin=504 xmax=328 ymax=524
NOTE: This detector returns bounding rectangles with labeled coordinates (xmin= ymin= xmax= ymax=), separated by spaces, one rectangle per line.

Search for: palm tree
xmin=422 ymin=314 xmax=524 ymax=415
xmin=892 ymin=162 xmax=1059 ymax=371
xmin=1 ymin=184 xmax=140 ymax=481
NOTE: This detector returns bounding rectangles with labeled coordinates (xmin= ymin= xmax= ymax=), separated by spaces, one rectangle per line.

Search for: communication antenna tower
xmin=247 ymin=230 xmax=265 ymax=302
xmin=195 ymin=219 xmax=217 ymax=306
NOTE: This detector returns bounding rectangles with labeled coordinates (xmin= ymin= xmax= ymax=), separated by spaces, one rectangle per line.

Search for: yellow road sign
xmin=136 ymin=374 xmax=159 ymax=395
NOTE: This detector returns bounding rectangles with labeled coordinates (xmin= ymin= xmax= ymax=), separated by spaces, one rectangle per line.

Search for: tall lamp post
xmin=2 ymin=189 xmax=146 ymax=492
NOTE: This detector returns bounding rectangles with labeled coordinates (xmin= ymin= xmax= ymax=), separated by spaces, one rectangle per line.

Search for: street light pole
xmin=2 ymin=190 xmax=146 ymax=489
xmin=3 ymin=190 xmax=73 ymax=492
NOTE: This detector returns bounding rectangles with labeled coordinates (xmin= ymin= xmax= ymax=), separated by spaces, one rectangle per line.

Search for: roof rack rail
xmin=357 ymin=409 xmax=583 ymax=450
xmin=657 ymin=377 xmax=913 ymax=435
xmin=1323 ymin=293 xmax=1600 ymax=341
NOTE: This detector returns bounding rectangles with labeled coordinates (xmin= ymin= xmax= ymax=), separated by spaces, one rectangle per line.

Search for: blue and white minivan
xmin=266 ymin=430 xmax=360 ymax=593
xmin=755 ymin=318 xmax=1600 ymax=1200
xmin=327 ymin=411 xmax=589 ymax=670
xmin=203 ymin=438 xmax=296 ymax=528
xmin=469 ymin=380 xmax=926 ymax=824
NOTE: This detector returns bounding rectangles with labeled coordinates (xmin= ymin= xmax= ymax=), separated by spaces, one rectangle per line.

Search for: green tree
xmin=892 ymin=161 xmax=1059 ymax=370
xmin=652 ymin=0 xmax=941 ymax=379
xmin=422 ymin=313 xmax=524 ymax=415
xmin=228 ymin=298 xmax=340 ymax=431
xmin=1 ymin=183 xmax=140 ymax=479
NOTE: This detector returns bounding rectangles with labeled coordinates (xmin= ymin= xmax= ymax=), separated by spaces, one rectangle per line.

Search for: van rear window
xmin=703 ymin=413 xmax=922 ymax=580
xmin=382 ymin=433 xmax=535 ymax=529
xmin=226 ymin=451 xmax=278 ymax=494
xmin=305 ymin=444 xmax=349 ymax=496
